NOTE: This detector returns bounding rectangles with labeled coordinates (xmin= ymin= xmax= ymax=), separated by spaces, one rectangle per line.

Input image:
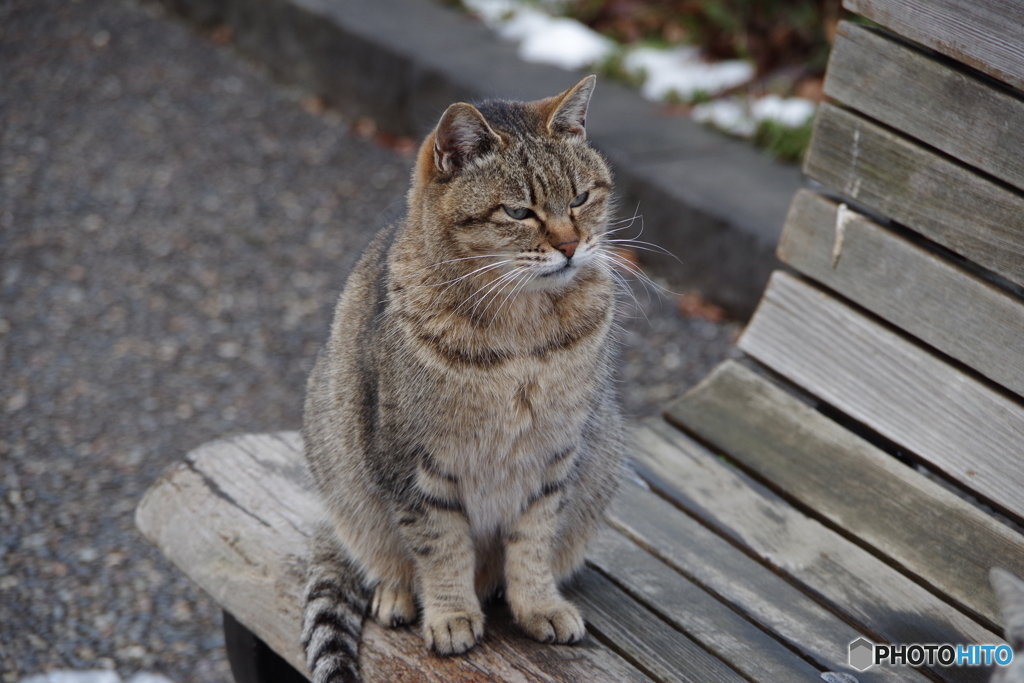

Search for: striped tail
xmin=301 ymin=524 xmax=372 ymax=683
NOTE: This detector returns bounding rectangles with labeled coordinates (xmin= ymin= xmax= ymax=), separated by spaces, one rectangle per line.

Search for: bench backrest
xmin=670 ymin=0 xmax=1024 ymax=642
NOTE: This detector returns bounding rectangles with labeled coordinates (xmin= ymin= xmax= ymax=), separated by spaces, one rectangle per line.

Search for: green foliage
xmin=593 ymin=49 xmax=647 ymax=89
xmin=687 ymin=89 xmax=713 ymax=105
xmin=753 ymin=116 xmax=814 ymax=163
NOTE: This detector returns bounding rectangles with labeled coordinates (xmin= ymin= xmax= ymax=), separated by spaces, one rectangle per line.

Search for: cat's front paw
xmin=371 ymin=580 xmax=417 ymax=627
xmin=422 ymin=609 xmax=484 ymax=655
xmin=516 ymin=599 xmax=585 ymax=644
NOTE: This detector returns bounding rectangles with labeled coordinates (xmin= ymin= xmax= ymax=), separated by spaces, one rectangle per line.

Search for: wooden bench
xmin=136 ymin=1 xmax=1024 ymax=681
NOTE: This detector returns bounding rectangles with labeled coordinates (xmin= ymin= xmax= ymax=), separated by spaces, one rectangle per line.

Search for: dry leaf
xmin=211 ymin=24 xmax=233 ymax=45
xmin=302 ymin=96 xmax=326 ymax=116
xmin=677 ymin=290 xmax=727 ymax=323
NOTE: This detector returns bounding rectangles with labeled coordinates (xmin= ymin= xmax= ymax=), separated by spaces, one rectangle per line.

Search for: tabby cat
xmin=300 ymin=75 xmax=626 ymax=683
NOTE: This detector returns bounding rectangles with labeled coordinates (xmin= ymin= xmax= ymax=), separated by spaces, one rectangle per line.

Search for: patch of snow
xmin=692 ymin=95 xmax=816 ymax=137
xmin=18 ymin=672 xmax=121 ymax=683
xmin=624 ymin=46 xmax=754 ymax=102
xmin=462 ymin=0 xmax=518 ymax=25
xmin=463 ymin=0 xmax=614 ymax=70
xmin=461 ymin=0 xmax=815 ymax=140
xmin=691 ymin=98 xmax=756 ymax=137
xmin=751 ymin=94 xmax=816 ymax=128
xmin=125 ymin=675 xmax=175 ymax=683
xmin=517 ymin=18 xmax=614 ymax=70
xmin=18 ymin=672 xmax=176 ymax=683
xmin=493 ymin=7 xmax=551 ymax=41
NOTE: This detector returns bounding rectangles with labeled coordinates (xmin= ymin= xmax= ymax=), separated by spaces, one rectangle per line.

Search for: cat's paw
xmin=371 ymin=580 xmax=417 ymax=627
xmin=517 ymin=599 xmax=585 ymax=644
xmin=422 ymin=609 xmax=484 ymax=655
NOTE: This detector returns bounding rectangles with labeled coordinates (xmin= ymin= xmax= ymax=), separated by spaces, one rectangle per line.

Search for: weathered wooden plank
xmin=586 ymin=524 xmax=828 ymax=683
xmin=777 ymin=189 xmax=1024 ymax=398
xmin=843 ymin=0 xmax=1024 ymax=93
xmin=825 ymin=21 xmax=1024 ymax=193
xmin=135 ymin=455 xmax=313 ymax=676
xmin=136 ymin=432 xmax=660 ymax=683
xmin=803 ymin=103 xmax=1024 ymax=289
xmin=666 ymin=359 xmax=1024 ymax=626
xmin=566 ymin=567 xmax=747 ymax=683
xmin=631 ymin=419 xmax=1002 ymax=683
xmin=737 ymin=271 xmax=1024 ymax=522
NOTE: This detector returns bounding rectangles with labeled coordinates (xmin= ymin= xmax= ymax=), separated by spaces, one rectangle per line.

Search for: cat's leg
xmin=325 ymin=502 xmax=417 ymax=628
xmin=370 ymin=578 xmax=417 ymax=627
xmin=398 ymin=500 xmax=483 ymax=655
xmin=504 ymin=488 xmax=586 ymax=644
xmin=550 ymin=414 xmax=624 ymax=582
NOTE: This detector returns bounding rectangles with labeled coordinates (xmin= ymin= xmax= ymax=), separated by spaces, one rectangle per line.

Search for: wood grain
xmin=777 ymin=188 xmax=1024 ymax=398
xmin=843 ymin=0 xmax=1024 ymax=93
xmin=136 ymin=432 xmax=659 ymax=683
xmin=803 ymin=103 xmax=1024 ymax=288
xmin=825 ymin=21 xmax=1024 ymax=193
xmin=631 ymin=419 xmax=1002 ymax=683
xmin=586 ymin=523 xmax=827 ymax=683
xmin=738 ymin=271 xmax=1024 ymax=522
xmin=566 ymin=567 xmax=748 ymax=683
xmin=135 ymin=447 xmax=313 ymax=676
xmin=666 ymin=359 xmax=1024 ymax=626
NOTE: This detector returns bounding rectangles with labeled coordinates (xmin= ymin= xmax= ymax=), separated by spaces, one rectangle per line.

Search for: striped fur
xmin=301 ymin=76 xmax=626 ymax=672
xmin=302 ymin=524 xmax=370 ymax=683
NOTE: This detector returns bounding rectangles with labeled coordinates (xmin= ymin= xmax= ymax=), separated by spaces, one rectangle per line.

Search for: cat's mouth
xmin=541 ymin=261 xmax=574 ymax=278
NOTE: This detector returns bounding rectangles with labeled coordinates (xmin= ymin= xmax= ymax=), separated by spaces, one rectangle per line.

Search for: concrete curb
xmin=157 ymin=0 xmax=803 ymax=316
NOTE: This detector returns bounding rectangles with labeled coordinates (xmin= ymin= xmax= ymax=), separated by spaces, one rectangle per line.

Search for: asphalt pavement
xmin=0 ymin=0 xmax=737 ymax=679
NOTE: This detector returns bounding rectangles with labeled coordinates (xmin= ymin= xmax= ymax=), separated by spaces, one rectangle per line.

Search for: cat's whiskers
xmin=491 ymin=268 xmax=538 ymax=323
xmin=602 ymin=238 xmax=682 ymax=263
xmin=601 ymin=207 xmax=644 ymax=237
xmin=428 ymin=253 xmax=509 ymax=269
xmin=460 ymin=267 xmax=525 ymax=321
xmin=595 ymin=256 xmax=652 ymax=325
xmin=430 ymin=262 xmax=521 ymax=332
xmin=596 ymin=246 xmax=677 ymax=298
xmin=426 ymin=260 xmax=510 ymax=296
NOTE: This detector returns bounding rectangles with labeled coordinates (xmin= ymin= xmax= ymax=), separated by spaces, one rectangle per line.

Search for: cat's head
xmin=410 ymin=76 xmax=614 ymax=293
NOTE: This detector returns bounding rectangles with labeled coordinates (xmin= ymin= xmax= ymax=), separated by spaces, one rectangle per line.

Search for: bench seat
xmin=136 ymin=0 xmax=1024 ymax=680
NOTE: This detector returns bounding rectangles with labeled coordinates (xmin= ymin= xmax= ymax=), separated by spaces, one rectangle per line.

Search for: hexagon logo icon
xmin=849 ymin=637 xmax=875 ymax=671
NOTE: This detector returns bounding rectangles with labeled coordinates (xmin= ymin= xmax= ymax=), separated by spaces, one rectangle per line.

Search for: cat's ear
xmin=545 ymin=75 xmax=596 ymax=139
xmin=433 ymin=103 xmax=501 ymax=175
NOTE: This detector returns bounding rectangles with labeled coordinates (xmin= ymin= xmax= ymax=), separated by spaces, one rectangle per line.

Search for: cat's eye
xmin=503 ymin=205 xmax=534 ymax=221
xmin=570 ymin=191 xmax=589 ymax=208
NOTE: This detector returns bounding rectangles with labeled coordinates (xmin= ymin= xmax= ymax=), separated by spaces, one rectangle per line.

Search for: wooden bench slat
xmin=136 ymin=453 xmax=313 ymax=676
xmin=360 ymin=602 xmax=654 ymax=683
xmin=778 ymin=189 xmax=1024 ymax=399
xmin=843 ymin=0 xmax=1024 ymax=93
xmin=136 ymin=433 xmax=678 ymax=683
xmin=825 ymin=21 xmax=1024 ymax=193
xmin=666 ymin=359 xmax=1024 ymax=626
xmin=587 ymin=524 xmax=827 ymax=683
xmin=738 ymin=271 xmax=1024 ymax=522
xmin=803 ymin=103 xmax=1024 ymax=289
xmin=567 ymin=567 xmax=748 ymax=683
xmin=631 ymin=420 xmax=1002 ymax=683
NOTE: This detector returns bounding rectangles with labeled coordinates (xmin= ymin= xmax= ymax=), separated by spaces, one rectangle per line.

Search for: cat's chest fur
xmin=430 ymin=360 xmax=594 ymax=533
xmin=395 ymin=287 xmax=611 ymax=533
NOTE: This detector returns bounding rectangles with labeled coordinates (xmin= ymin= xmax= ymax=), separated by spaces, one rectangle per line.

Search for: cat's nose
xmin=556 ymin=240 xmax=579 ymax=259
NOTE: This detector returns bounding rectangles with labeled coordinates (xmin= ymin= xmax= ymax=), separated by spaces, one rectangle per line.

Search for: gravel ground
xmin=0 ymin=0 xmax=737 ymax=679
